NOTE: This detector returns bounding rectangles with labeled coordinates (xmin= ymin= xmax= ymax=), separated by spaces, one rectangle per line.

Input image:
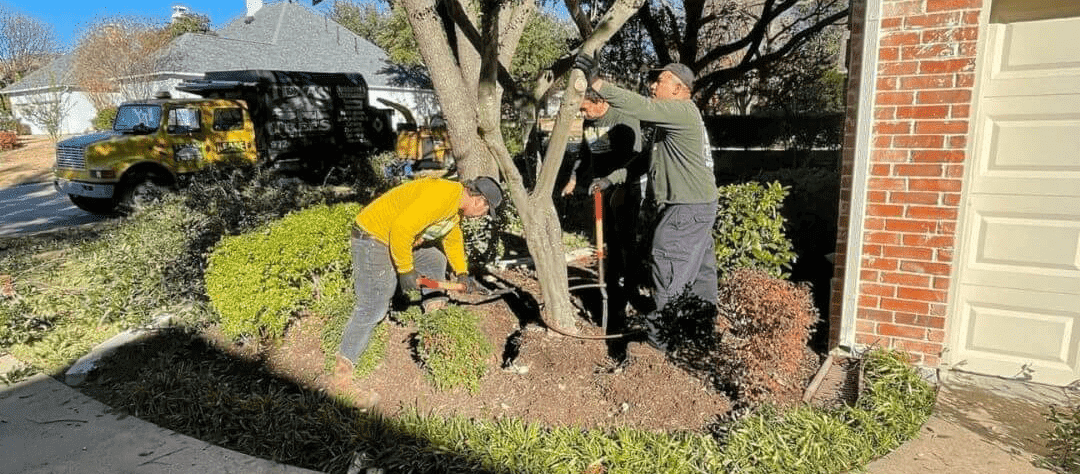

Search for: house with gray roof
xmin=2 ymin=0 xmax=437 ymax=135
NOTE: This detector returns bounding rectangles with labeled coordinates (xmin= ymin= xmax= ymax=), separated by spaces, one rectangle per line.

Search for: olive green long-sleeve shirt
xmin=598 ymin=82 xmax=715 ymax=205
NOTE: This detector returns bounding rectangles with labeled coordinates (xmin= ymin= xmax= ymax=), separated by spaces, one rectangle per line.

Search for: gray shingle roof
xmin=3 ymin=1 xmax=415 ymax=94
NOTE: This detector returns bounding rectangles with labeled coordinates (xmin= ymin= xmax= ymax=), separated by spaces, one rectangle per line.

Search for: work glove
xmin=398 ymin=270 xmax=419 ymax=293
xmin=574 ymin=53 xmax=599 ymax=87
xmin=589 ymin=177 xmax=612 ymax=195
xmin=455 ymin=273 xmax=482 ymax=294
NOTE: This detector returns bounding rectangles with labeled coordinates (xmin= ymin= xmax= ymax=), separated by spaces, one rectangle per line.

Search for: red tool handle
xmin=593 ymin=190 xmax=604 ymax=261
xmin=417 ymin=276 xmax=466 ymax=291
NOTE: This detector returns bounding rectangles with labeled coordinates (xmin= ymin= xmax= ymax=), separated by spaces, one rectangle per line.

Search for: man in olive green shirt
xmin=577 ymin=58 xmax=718 ymax=351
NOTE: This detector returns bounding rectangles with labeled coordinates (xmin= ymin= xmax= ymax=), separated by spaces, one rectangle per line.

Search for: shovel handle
xmin=593 ymin=190 xmax=604 ymax=261
xmin=417 ymin=276 xmax=466 ymax=291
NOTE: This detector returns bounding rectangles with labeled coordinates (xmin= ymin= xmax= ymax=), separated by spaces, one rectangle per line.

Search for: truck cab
xmin=55 ymin=95 xmax=258 ymax=214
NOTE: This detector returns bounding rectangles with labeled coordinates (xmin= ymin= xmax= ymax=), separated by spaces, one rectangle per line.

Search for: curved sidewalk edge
xmin=0 ymin=374 xmax=322 ymax=474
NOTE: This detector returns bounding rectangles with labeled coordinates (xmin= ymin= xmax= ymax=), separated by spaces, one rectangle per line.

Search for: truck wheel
xmin=69 ymin=195 xmax=119 ymax=215
xmin=117 ymin=172 xmax=173 ymax=213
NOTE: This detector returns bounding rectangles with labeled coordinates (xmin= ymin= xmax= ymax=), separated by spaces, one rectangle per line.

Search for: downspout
xmin=838 ymin=0 xmax=883 ymax=351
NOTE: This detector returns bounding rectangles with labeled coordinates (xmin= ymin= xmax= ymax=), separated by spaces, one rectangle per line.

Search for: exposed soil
xmin=0 ymin=136 xmax=55 ymax=188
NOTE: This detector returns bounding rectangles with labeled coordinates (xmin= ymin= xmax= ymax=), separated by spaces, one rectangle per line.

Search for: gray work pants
xmin=339 ymin=235 xmax=448 ymax=363
xmin=645 ymin=201 xmax=718 ymax=340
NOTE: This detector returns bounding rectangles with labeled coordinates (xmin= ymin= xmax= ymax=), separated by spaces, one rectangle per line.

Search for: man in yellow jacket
xmin=337 ymin=176 xmax=503 ymax=380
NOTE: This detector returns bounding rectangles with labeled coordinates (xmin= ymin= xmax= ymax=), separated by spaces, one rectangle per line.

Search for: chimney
xmin=245 ymin=0 xmax=263 ymax=19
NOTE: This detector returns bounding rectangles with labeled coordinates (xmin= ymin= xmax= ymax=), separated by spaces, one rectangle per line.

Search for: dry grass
xmin=0 ymin=135 xmax=55 ymax=189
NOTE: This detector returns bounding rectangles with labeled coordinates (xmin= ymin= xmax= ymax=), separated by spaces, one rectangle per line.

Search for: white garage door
xmin=950 ymin=15 xmax=1080 ymax=386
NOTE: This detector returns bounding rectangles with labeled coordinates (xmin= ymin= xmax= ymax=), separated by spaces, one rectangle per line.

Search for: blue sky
xmin=7 ymin=0 xmax=331 ymax=48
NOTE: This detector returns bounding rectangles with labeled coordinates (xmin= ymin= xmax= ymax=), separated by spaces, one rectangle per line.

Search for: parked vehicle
xmin=54 ymin=70 xmax=395 ymax=214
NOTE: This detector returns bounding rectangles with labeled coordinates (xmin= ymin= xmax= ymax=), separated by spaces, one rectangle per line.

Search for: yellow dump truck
xmin=54 ymin=70 xmax=395 ymax=214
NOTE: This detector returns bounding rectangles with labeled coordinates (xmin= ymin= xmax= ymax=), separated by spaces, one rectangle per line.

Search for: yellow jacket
xmin=356 ymin=178 xmax=467 ymax=275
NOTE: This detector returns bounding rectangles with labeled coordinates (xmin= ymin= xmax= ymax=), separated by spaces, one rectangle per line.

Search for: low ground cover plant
xmin=1040 ymin=403 xmax=1080 ymax=473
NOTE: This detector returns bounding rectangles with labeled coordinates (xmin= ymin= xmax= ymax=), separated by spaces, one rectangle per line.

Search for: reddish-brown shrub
xmin=0 ymin=131 xmax=16 ymax=151
xmin=717 ymin=268 xmax=819 ymax=406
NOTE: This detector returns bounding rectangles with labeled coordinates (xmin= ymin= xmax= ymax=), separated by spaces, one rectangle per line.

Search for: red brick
xmin=911 ymin=150 xmax=965 ymax=165
xmin=900 ymin=74 xmax=954 ymax=90
xmin=893 ymin=339 xmax=943 ymax=355
xmin=869 ymin=164 xmax=891 ymax=176
xmin=875 ymin=107 xmax=897 ymax=120
xmin=896 ymin=313 xmax=947 ymax=329
xmin=856 ymin=333 xmax=885 ymax=346
xmin=874 ymin=150 xmax=910 ymax=162
xmin=898 ymin=286 xmax=948 ymax=302
xmin=897 ymin=105 xmax=949 ymax=119
xmin=948 ymin=135 xmax=967 ymax=148
xmin=907 ymin=205 xmax=958 ymax=219
xmin=900 ymin=260 xmax=953 ymax=275
xmin=869 ymin=177 xmax=907 ymax=191
xmin=879 ymin=299 xmax=931 ymax=319
xmin=877 ymin=76 xmax=898 ymax=90
xmin=882 ymin=272 xmax=932 ymax=287
xmin=937 ymin=248 xmax=954 ymax=262
xmin=882 ymin=17 xmax=903 ymax=29
xmin=864 ymin=256 xmax=899 ymax=271
xmin=883 ymin=245 xmax=935 ymax=260
xmin=915 ymin=121 xmax=969 ymax=134
xmin=895 ymin=164 xmax=945 ymax=176
xmin=884 ymin=1 xmax=923 ymax=17
xmin=956 ymin=73 xmax=975 ymax=87
xmin=909 ymin=177 xmax=962 ymax=192
xmin=902 ymin=234 xmax=954 ymax=248
xmin=951 ymin=104 xmax=971 ymax=118
xmin=878 ymin=91 xmax=914 ymax=105
xmin=868 ymin=190 xmax=888 ymax=202
xmin=879 ymin=47 xmax=900 ymax=61
xmin=868 ymin=203 xmax=904 ymax=217
xmin=893 ymin=135 xmax=945 ymax=148
xmin=864 ymin=244 xmax=883 ymax=256
xmin=861 ymin=269 xmax=881 ymax=281
xmin=863 ymin=283 xmax=897 ymax=297
xmin=943 ymin=193 xmax=961 ymax=206
xmin=881 ymin=61 xmax=919 ymax=75
xmin=920 ymin=59 xmax=974 ymax=74
xmin=874 ymin=135 xmax=893 ymax=148
xmin=866 ymin=217 xmax=886 ymax=230
xmin=885 ymin=219 xmax=937 ymax=233
xmin=918 ymin=89 xmax=972 ymax=104
xmin=902 ymin=44 xmax=958 ymax=60
xmin=890 ymin=191 xmax=940 ymax=205
xmin=930 ymin=303 xmax=948 ymax=316
xmin=906 ymin=12 xmax=962 ymax=29
xmin=927 ymin=328 xmax=945 ymax=342
xmin=857 ymin=320 xmax=877 ymax=334
xmin=879 ymin=323 xmax=929 ymax=340
xmin=960 ymin=42 xmax=978 ymax=56
xmin=927 ymin=0 xmax=981 ymax=12
xmin=932 ymin=276 xmax=950 ymax=290
xmin=963 ymin=10 xmax=980 ymax=24
xmin=859 ymin=295 xmax=880 ymax=308
xmin=946 ymin=164 xmax=965 ymax=177
xmin=921 ymin=27 xmax=978 ymax=43
xmin=881 ymin=32 xmax=922 ymax=47
xmin=875 ymin=121 xmax=912 ymax=134
xmin=866 ymin=231 xmax=902 ymax=245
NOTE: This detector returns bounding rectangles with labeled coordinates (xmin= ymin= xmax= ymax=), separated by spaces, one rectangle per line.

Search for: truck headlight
xmin=89 ymin=169 xmax=117 ymax=179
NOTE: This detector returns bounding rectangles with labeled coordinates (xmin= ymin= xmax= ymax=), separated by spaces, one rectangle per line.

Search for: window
xmin=167 ymin=107 xmax=201 ymax=134
xmin=213 ymin=108 xmax=244 ymax=131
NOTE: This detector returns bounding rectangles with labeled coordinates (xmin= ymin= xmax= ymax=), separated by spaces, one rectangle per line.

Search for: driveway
xmin=0 ymin=182 xmax=114 ymax=237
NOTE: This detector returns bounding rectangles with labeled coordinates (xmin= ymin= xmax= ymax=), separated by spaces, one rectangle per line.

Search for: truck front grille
xmin=56 ymin=145 xmax=86 ymax=170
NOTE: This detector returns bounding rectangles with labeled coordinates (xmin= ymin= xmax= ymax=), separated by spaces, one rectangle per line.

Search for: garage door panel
xmin=951 ymin=16 xmax=1080 ymax=385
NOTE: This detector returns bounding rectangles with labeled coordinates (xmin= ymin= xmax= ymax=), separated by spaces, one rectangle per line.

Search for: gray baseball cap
xmin=653 ymin=63 xmax=695 ymax=90
xmin=469 ymin=176 xmax=503 ymax=216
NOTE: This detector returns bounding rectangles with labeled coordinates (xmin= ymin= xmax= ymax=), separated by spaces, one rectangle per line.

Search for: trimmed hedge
xmin=713 ymin=181 xmax=797 ymax=279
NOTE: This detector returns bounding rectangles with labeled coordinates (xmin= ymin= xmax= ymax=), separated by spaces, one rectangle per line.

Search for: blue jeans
xmin=338 ymin=236 xmax=449 ymax=363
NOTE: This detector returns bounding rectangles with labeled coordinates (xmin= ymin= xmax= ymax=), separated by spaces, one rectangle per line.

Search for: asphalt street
xmin=0 ymin=182 xmax=113 ymax=238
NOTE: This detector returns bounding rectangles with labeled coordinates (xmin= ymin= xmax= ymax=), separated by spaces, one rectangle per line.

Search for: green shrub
xmin=205 ymin=202 xmax=360 ymax=339
xmin=415 ymin=305 xmax=493 ymax=392
xmin=1040 ymin=403 xmax=1080 ymax=473
xmin=92 ymin=107 xmax=118 ymax=131
xmin=714 ymin=181 xmax=797 ymax=279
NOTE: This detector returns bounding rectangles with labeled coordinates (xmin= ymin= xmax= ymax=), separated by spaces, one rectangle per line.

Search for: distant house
xmin=831 ymin=0 xmax=1080 ymax=386
xmin=1 ymin=0 xmax=436 ymax=135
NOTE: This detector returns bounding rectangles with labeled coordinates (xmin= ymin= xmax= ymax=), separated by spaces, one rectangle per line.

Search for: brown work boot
xmin=422 ymin=298 xmax=448 ymax=313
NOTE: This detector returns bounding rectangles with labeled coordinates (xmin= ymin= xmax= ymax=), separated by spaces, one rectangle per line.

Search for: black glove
xmin=398 ymin=270 xmax=419 ymax=293
xmin=574 ymin=53 xmax=599 ymax=86
xmin=455 ymin=273 xmax=481 ymax=294
xmin=589 ymin=177 xmax=612 ymax=195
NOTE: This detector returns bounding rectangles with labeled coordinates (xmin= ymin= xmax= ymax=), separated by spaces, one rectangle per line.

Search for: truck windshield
xmin=114 ymin=105 xmax=162 ymax=133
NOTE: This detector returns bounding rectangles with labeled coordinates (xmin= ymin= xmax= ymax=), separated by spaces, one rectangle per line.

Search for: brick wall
xmin=832 ymin=0 xmax=982 ymax=366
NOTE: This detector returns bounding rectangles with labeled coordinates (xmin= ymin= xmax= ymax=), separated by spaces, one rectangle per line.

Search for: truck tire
xmin=69 ymin=195 xmax=119 ymax=215
xmin=117 ymin=171 xmax=174 ymax=213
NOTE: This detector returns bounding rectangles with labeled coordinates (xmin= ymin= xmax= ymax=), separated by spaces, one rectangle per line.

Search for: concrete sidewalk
xmin=0 ymin=374 xmax=319 ymax=474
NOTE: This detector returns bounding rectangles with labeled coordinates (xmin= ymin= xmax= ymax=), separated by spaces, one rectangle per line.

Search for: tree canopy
xmin=0 ymin=3 xmax=60 ymax=89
